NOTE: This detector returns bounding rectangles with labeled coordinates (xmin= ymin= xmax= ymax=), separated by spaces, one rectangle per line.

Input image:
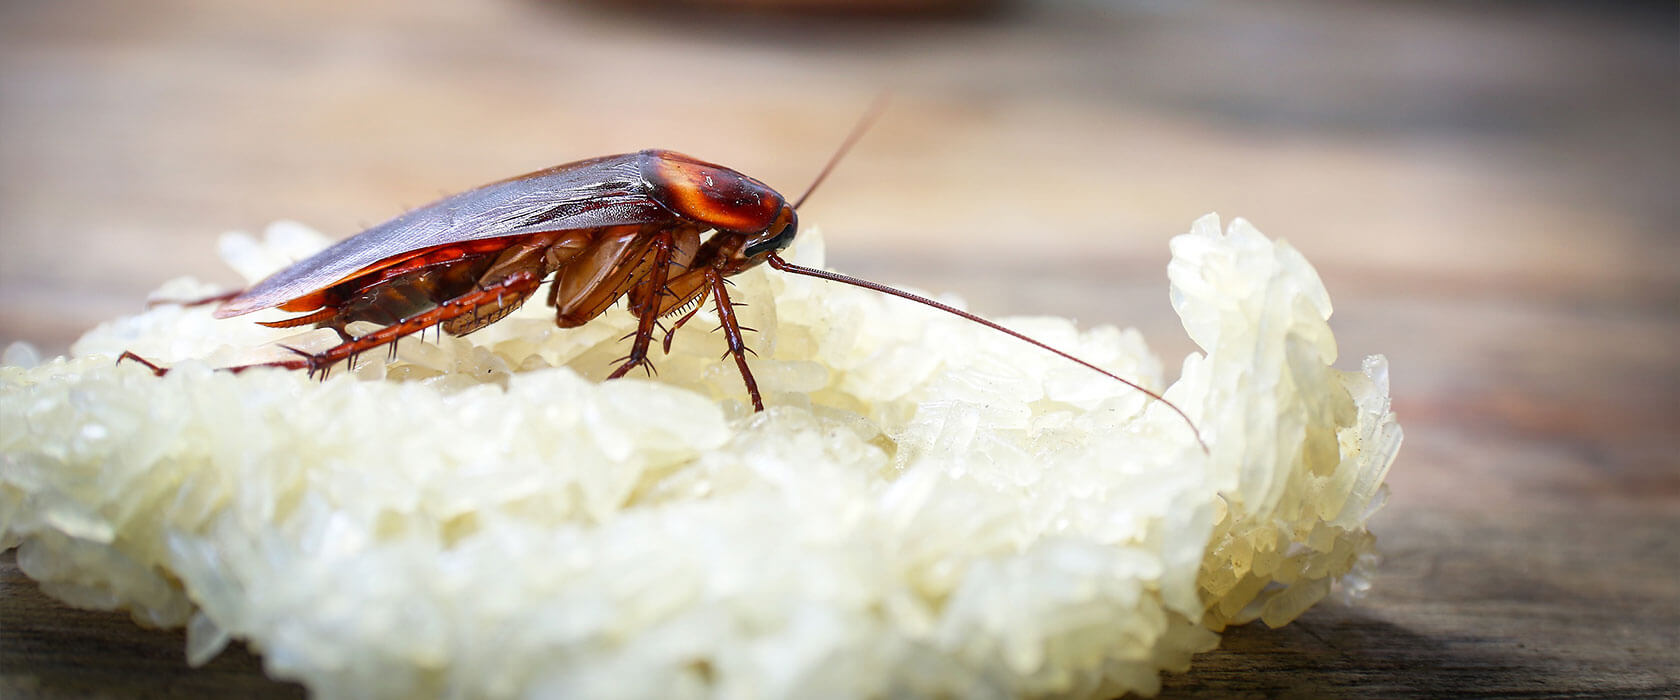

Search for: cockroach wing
xmin=215 ymin=153 xmax=678 ymax=318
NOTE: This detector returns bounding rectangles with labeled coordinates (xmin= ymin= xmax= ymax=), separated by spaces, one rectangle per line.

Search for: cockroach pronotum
xmin=120 ymin=109 xmax=1208 ymax=452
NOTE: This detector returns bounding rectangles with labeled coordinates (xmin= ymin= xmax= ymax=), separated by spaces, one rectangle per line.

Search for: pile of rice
xmin=0 ymin=214 xmax=1400 ymax=698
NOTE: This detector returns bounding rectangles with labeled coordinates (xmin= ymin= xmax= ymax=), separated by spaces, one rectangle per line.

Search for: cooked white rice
xmin=0 ymin=214 xmax=1401 ymax=699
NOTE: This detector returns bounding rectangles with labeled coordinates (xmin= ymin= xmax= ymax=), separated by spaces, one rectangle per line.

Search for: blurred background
xmin=1 ymin=0 xmax=1675 ymax=696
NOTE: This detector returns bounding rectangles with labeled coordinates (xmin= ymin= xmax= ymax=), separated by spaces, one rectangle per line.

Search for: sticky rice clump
xmin=0 ymin=214 xmax=1400 ymax=699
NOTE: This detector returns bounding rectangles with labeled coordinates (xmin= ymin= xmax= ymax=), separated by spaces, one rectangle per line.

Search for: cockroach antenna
xmin=793 ymin=94 xmax=889 ymax=210
xmin=774 ymin=98 xmax=1210 ymax=454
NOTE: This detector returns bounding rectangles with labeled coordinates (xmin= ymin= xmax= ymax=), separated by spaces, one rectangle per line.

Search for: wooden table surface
xmin=2 ymin=1 xmax=1675 ymax=697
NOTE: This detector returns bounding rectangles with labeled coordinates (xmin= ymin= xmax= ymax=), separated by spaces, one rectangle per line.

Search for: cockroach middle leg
xmin=608 ymin=235 xmax=675 ymax=380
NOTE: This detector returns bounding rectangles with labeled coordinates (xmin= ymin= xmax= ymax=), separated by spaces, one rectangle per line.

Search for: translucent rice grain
xmin=0 ymin=214 xmax=1401 ymax=698
xmin=2 ymin=342 xmax=39 ymax=369
xmin=186 ymin=610 xmax=232 ymax=667
xmin=1259 ymin=576 xmax=1333 ymax=628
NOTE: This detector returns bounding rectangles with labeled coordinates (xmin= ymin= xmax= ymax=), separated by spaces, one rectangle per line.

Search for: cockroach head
xmin=741 ymin=202 xmax=798 ymax=260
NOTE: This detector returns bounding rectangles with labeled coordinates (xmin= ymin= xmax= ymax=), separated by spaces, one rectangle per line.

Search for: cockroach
xmin=120 ymin=109 xmax=1208 ymax=452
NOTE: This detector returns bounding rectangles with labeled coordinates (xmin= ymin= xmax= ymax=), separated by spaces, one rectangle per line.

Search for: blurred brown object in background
xmin=572 ymin=0 xmax=999 ymax=15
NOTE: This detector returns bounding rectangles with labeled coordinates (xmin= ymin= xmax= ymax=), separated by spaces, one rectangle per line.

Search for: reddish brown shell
xmin=640 ymin=151 xmax=784 ymax=234
xmin=215 ymin=150 xmax=787 ymax=319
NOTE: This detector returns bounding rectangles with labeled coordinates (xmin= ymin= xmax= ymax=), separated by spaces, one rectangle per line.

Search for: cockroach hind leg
xmin=145 ymin=288 xmax=243 ymax=309
xmin=116 ymin=351 xmax=169 ymax=377
xmin=277 ymin=344 xmax=330 ymax=379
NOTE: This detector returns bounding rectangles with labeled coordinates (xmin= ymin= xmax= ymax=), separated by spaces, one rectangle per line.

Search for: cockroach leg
xmin=660 ymin=296 xmax=707 ymax=354
xmin=607 ymin=235 xmax=675 ymax=381
xmin=709 ymin=271 xmax=763 ymax=412
xmin=120 ymin=273 xmax=542 ymax=379
xmin=274 ymin=345 xmax=325 ymax=378
xmin=146 ymin=288 xmax=243 ymax=309
xmin=117 ymin=347 xmax=313 ymax=376
xmin=258 ymin=308 xmax=341 ymax=330
xmin=280 ymin=272 xmax=543 ymax=376
xmin=116 ymin=351 xmax=169 ymax=377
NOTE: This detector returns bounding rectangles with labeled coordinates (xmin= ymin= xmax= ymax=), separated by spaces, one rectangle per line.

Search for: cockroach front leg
xmin=659 ymin=297 xmax=706 ymax=354
xmin=635 ymin=262 xmax=763 ymax=411
xmin=707 ymin=271 xmax=764 ymax=412
xmin=117 ymin=272 xmax=543 ymax=378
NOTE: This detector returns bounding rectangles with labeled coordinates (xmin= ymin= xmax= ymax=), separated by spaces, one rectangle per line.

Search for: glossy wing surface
xmin=216 ymin=153 xmax=677 ymax=318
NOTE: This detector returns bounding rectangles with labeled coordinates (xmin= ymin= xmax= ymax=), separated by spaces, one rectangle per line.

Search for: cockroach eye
xmin=744 ymin=210 xmax=797 ymax=258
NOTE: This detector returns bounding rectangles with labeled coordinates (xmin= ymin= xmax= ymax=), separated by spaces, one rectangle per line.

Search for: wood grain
xmin=2 ymin=0 xmax=1676 ymax=697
